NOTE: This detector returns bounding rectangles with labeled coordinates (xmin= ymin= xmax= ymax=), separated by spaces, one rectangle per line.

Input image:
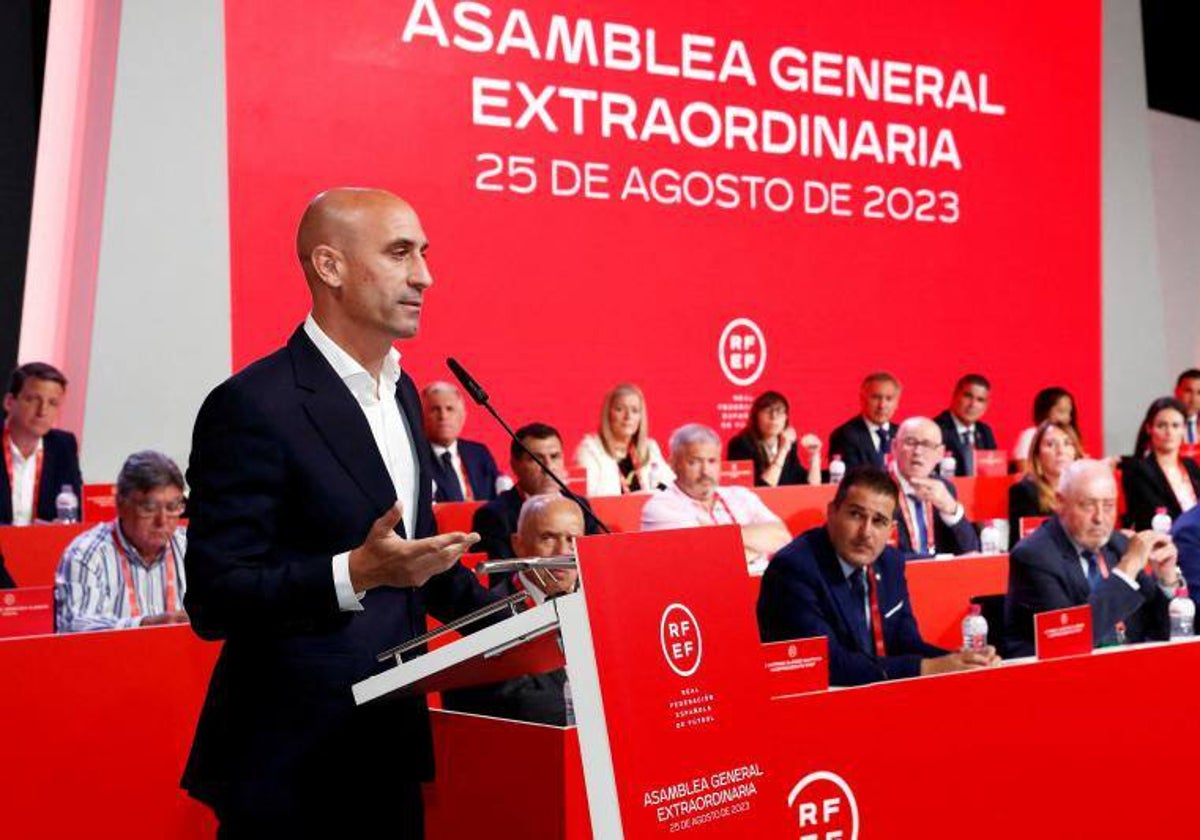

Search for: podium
xmin=354 ymin=526 xmax=1200 ymax=839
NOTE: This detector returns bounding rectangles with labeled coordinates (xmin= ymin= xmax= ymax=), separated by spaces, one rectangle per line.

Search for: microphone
xmin=446 ymin=357 xmax=611 ymax=535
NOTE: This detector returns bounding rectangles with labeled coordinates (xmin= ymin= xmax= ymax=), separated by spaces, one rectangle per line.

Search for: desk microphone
xmin=446 ymin=357 xmax=611 ymax=535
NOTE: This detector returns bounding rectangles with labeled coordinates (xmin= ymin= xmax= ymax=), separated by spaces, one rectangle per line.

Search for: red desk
xmin=0 ymin=523 xmax=89 ymax=588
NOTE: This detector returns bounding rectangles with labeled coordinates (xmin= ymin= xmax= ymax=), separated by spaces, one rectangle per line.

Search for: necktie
xmin=438 ymin=450 xmax=465 ymax=501
xmin=960 ymin=429 xmax=975 ymax=476
xmin=1082 ymin=550 xmax=1103 ymax=591
xmin=1189 ymin=416 xmax=1197 ymax=445
xmin=910 ymin=495 xmax=930 ymax=554
xmin=875 ymin=426 xmax=891 ymax=466
xmin=847 ymin=568 xmax=872 ymax=651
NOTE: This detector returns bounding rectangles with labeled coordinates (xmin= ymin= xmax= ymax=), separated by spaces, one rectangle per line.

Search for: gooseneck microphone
xmin=446 ymin=357 xmax=611 ymax=535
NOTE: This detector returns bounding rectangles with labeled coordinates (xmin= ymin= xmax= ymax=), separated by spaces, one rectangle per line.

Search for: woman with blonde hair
xmin=574 ymin=384 xmax=673 ymax=496
xmin=1008 ymin=420 xmax=1083 ymax=548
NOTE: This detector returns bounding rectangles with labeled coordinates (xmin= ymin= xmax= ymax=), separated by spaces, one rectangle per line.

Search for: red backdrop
xmin=224 ymin=0 xmax=1100 ymax=462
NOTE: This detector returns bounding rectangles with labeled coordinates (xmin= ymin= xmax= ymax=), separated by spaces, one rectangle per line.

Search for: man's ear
xmin=309 ymin=244 xmax=345 ymax=289
xmin=2 ymin=393 xmax=13 ymax=414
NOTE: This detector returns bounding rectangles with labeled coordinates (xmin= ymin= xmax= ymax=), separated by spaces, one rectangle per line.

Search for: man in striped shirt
xmin=55 ymin=451 xmax=188 ymax=632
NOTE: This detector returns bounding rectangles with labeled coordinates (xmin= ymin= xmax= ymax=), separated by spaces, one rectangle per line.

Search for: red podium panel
xmin=0 ymin=523 xmax=89 ymax=587
xmin=433 ymin=500 xmax=485 ymax=534
xmin=0 ymin=587 xmax=54 ymax=637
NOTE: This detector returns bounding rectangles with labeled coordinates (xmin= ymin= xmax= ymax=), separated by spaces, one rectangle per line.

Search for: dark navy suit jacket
xmin=0 ymin=428 xmax=83 ymax=524
xmin=933 ymin=410 xmax=997 ymax=476
xmin=828 ymin=416 xmax=891 ymax=470
xmin=758 ymin=526 xmax=946 ymax=686
xmin=181 ymin=327 xmax=496 ymax=819
xmin=430 ymin=438 xmax=499 ymax=502
xmin=1173 ymin=505 xmax=1200 ymax=597
xmin=1003 ymin=516 xmax=1169 ymax=657
xmin=893 ymin=475 xmax=980 ymax=558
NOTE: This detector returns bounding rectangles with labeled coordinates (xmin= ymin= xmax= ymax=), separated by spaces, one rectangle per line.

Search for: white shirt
xmin=864 ymin=420 xmax=892 ymax=453
xmin=431 ymin=440 xmax=473 ymax=499
xmin=304 ymin=315 xmax=419 ymax=612
xmin=951 ymin=416 xmax=976 ymax=445
xmin=640 ymin=482 xmax=782 ymax=531
xmin=7 ymin=435 xmax=42 ymax=526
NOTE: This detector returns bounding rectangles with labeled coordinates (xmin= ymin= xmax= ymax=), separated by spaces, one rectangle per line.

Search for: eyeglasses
xmin=126 ymin=498 xmax=186 ymax=517
xmin=898 ymin=438 xmax=941 ymax=452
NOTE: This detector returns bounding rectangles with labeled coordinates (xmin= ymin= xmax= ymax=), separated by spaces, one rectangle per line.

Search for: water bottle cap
xmin=1178 ymin=587 xmax=1190 ymax=599
xmin=1156 ymin=507 xmax=1168 ymax=515
xmin=61 ymin=484 xmax=72 ymax=492
xmin=968 ymin=604 xmax=982 ymax=616
xmin=832 ymin=454 xmax=842 ymax=462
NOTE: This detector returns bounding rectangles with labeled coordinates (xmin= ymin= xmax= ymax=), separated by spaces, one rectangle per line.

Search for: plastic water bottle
xmin=55 ymin=485 xmax=79 ymax=524
xmin=1152 ymin=507 xmax=1172 ymax=535
xmin=961 ymin=604 xmax=988 ymax=652
xmin=940 ymin=455 xmax=957 ymax=479
xmin=562 ymin=677 xmax=576 ymax=725
xmin=979 ymin=520 xmax=1002 ymax=555
xmin=828 ymin=455 xmax=845 ymax=485
xmin=1170 ymin=587 xmax=1195 ymax=639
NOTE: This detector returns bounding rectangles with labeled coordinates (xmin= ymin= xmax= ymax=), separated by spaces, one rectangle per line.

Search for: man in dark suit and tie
xmin=1172 ymin=503 xmax=1200 ymax=593
xmin=934 ymin=373 xmax=998 ymax=477
xmin=422 ymin=381 xmax=500 ymax=502
xmin=1 ymin=362 xmax=83 ymax=526
xmin=889 ymin=417 xmax=980 ymax=558
xmin=758 ymin=465 xmax=998 ymax=686
xmin=182 ymin=188 xmax=498 ymax=837
xmin=1004 ymin=459 xmax=1181 ymax=657
xmin=472 ymin=422 xmax=601 ymax=561
xmin=828 ymin=372 xmax=902 ymax=469
xmin=1175 ymin=369 xmax=1200 ymax=446
xmin=446 ymin=493 xmax=580 ymax=725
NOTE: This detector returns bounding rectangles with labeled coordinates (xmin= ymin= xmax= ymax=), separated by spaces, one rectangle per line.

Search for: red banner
xmin=224 ymin=0 xmax=1101 ymax=461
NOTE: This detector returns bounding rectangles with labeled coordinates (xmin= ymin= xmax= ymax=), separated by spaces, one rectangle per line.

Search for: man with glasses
xmin=889 ymin=417 xmax=979 ymax=558
xmin=1004 ymin=459 xmax=1181 ymax=656
xmin=55 ymin=451 xmax=188 ymax=632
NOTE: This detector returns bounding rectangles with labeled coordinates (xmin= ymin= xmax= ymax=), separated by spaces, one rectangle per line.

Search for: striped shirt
xmin=55 ymin=520 xmax=188 ymax=632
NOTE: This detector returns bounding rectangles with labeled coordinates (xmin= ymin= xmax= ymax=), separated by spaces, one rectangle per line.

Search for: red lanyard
xmin=891 ymin=466 xmax=936 ymax=554
xmin=3 ymin=428 xmax=44 ymax=519
xmin=111 ymin=523 xmax=178 ymax=618
xmin=455 ymin=455 xmax=474 ymax=501
xmin=704 ymin=491 xmax=737 ymax=525
xmin=1091 ymin=551 xmax=1109 ymax=580
xmin=865 ymin=567 xmax=888 ymax=657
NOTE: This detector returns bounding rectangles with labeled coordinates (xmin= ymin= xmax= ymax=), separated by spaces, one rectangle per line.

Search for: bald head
xmin=1056 ymin=459 xmax=1118 ymax=550
xmin=295 ymin=187 xmax=433 ymax=353
xmin=893 ymin=416 xmax=944 ymax=479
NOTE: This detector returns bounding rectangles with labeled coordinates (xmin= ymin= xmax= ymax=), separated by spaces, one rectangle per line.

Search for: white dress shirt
xmin=304 ymin=315 xmax=419 ymax=612
xmin=7 ymin=435 xmax=42 ymax=525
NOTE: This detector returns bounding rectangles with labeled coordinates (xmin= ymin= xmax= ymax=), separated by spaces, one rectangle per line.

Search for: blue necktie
xmin=438 ymin=450 xmax=465 ymax=502
xmin=1082 ymin=550 xmax=1103 ymax=591
xmin=911 ymin=496 xmax=930 ymax=554
xmin=1188 ymin=417 xmax=1197 ymax=445
xmin=961 ymin=429 xmax=975 ymax=476
xmin=847 ymin=568 xmax=871 ymax=652
xmin=875 ymin=427 xmax=891 ymax=466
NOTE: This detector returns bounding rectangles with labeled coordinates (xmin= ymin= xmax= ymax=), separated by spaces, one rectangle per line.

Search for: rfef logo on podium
xmin=660 ymin=603 xmax=703 ymax=677
xmin=787 ymin=771 xmax=859 ymax=840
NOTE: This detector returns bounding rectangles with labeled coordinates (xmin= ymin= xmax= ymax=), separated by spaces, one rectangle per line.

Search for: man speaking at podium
xmin=182 ymin=189 xmax=495 ymax=837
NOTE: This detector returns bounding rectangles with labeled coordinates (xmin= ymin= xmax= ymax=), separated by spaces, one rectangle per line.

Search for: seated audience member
xmin=758 ymin=465 xmax=999 ymax=686
xmin=1 ymin=362 xmax=83 ymax=525
xmin=1012 ymin=386 xmax=1079 ymax=471
xmin=1008 ymin=421 xmax=1083 ymax=548
xmin=641 ymin=424 xmax=790 ymax=570
xmin=422 ymin=381 xmax=499 ymax=502
xmin=1175 ymin=368 xmax=1200 ymax=445
xmin=934 ymin=374 xmax=998 ymax=476
xmin=829 ymin=372 xmax=902 ymax=470
xmin=575 ymin=383 xmax=673 ymax=496
xmin=443 ymin=494 xmax=579 ymax=725
xmin=726 ymin=390 xmax=822 ymax=486
xmin=1121 ymin=397 xmax=1200 ymax=531
xmin=472 ymin=422 xmax=601 ymax=560
xmin=1004 ymin=460 xmax=1180 ymax=657
xmin=55 ymin=451 xmax=188 ymax=632
xmin=889 ymin=417 xmax=980 ymax=557
xmin=1172 ymin=504 xmax=1200 ymax=595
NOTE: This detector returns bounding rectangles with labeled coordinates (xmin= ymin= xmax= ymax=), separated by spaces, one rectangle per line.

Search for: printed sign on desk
xmin=761 ymin=637 xmax=828 ymax=698
xmin=720 ymin=461 xmax=755 ymax=488
xmin=562 ymin=526 xmax=781 ymax=837
xmin=1035 ymin=605 xmax=1093 ymax=660
xmin=0 ymin=587 xmax=54 ymax=637
xmin=973 ymin=450 xmax=1009 ymax=477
